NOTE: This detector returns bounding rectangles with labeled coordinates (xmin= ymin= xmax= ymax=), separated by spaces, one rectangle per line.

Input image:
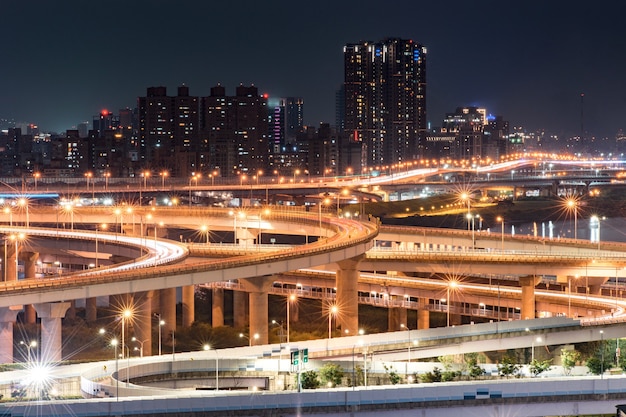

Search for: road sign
xmin=291 ymin=350 xmax=299 ymax=365
xmin=303 ymin=348 xmax=308 ymax=363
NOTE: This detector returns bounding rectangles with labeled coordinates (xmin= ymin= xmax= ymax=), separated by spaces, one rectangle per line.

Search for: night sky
xmin=2 ymin=1 xmax=626 ymax=139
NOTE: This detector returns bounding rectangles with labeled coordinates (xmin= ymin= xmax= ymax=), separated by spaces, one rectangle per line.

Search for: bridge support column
xmin=134 ymin=291 xmax=153 ymax=357
xmin=4 ymin=242 xmax=17 ymax=282
xmin=0 ymin=307 xmax=21 ymax=363
xmin=233 ymin=289 xmax=248 ymax=328
xmin=588 ymin=277 xmax=609 ymax=295
xmin=85 ymin=297 xmax=97 ymax=322
xmin=418 ymin=303 xmax=430 ymax=330
xmin=159 ymin=289 xmax=176 ymax=339
xmin=212 ymin=288 xmax=224 ymax=328
xmin=35 ymin=302 xmax=71 ymax=363
xmin=388 ymin=306 xmax=407 ymax=332
xmin=21 ymin=251 xmax=39 ymax=324
xmin=182 ymin=285 xmax=195 ymax=327
xmin=336 ymin=257 xmax=362 ymax=336
xmin=241 ymin=277 xmax=273 ymax=345
xmin=519 ymin=275 xmax=541 ymax=320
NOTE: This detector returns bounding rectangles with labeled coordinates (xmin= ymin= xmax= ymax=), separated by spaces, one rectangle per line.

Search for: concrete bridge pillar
xmin=159 ymin=289 xmax=176 ymax=339
xmin=21 ymin=251 xmax=39 ymax=324
xmin=34 ymin=302 xmax=71 ymax=363
xmin=0 ymin=307 xmax=21 ymax=363
xmin=418 ymin=301 xmax=430 ymax=330
xmin=241 ymin=276 xmax=274 ymax=345
xmin=519 ymin=275 xmax=541 ymax=320
xmin=233 ymin=289 xmax=248 ymax=328
xmin=388 ymin=306 xmax=407 ymax=332
xmin=85 ymin=297 xmax=97 ymax=322
xmin=4 ymin=241 xmax=17 ymax=282
xmin=133 ymin=291 xmax=153 ymax=357
xmin=588 ymin=276 xmax=609 ymax=295
xmin=450 ymin=312 xmax=463 ymax=326
xmin=212 ymin=288 xmax=224 ymax=328
xmin=182 ymin=285 xmax=195 ymax=327
xmin=336 ymin=257 xmax=363 ymax=336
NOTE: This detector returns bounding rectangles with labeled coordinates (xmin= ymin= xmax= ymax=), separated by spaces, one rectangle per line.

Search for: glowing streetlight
xmin=203 ymin=344 xmax=219 ymax=391
xmin=200 ymin=224 xmax=210 ymax=244
xmin=496 ymin=216 xmax=504 ymax=251
xmin=33 ymin=172 xmax=41 ymax=191
xmin=160 ymin=170 xmax=168 ymax=188
xmin=328 ymin=304 xmax=339 ymax=339
xmin=446 ymin=280 xmax=458 ymax=327
xmin=104 ymin=172 xmax=111 ymax=190
xmin=20 ymin=340 xmax=37 ymax=363
xmin=531 ymin=336 xmax=542 ymax=363
xmin=4 ymin=206 xmax=12 ymax=226
xmin=121 ymin=309 xmax=132 ymax=359
xmin=156 ymin=315 xmax=165 ymax=356
xmin=400 ymin=324 xmax=417 ymax=379
xmin=566 ymin=198 xmax=578 ymax=239
xmin=111 ymin=338 xmax=119 ymax=398
xmin=239 ymin=332 xmax=260 ymax=346
xmin=286 ymin=293 xmax=296 ymax=344
xmin=17 ymin=197 xmax=29 ymax=227
xmin=131 ymin=337 xmax=148 ymax=358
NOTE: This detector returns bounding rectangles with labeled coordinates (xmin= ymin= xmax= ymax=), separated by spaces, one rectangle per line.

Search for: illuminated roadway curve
xmin=0 ymin=210 xmax=378 ymax=308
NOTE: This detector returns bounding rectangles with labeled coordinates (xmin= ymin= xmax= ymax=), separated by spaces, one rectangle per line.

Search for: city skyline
xmin=2 ymin=1 xmax=625 ymax=139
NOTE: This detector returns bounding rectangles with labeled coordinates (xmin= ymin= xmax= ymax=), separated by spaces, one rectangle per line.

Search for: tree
xmin=561 ymin=349 xmax=580 ymax=376
xmin=497 ymin=356 xmax=521 ymax=379
xmin=319 ymin=363 xmax=343 ymax=388
xmin=465 ymin=353 xmax=484 ymax=379
xmin=383 ymin=364 xmax=402 ymax=385
xmin=421 ymin=367 xmax=442 ymax=383
xmin=299 ymin=370 xmax=320 ymax=389
xmin=529 ymin=359 xmax=552 ymax=377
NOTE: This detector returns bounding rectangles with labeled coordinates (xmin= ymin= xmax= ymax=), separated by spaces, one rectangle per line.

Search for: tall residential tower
xmin=342 ymin=38 xmax=427 ymax=173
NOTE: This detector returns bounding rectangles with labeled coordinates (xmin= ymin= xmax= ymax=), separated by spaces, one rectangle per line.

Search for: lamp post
xmin=121 ymin=309 xmax=132 ymax=359
xmin=131 ymin=337 xmax=147 ymax=358
xmin=328 ymin=305 xmax=338 ymax=339
xmin=446 ymin=281 xmax=458 ymax=327
xmin=531 ymin=336 xmax=542 ymax=363
xmin=160 ymin=170 xmax=168 ymax=188
xmin=4 ymin=206 xmax=12 ymax=227
xmin=33 ymin=172 xmax=40 ymax=191
xmin=20 ymin=340 xmax=37 ymax=363
xmin=496 ymin=216 xmax=504 ymax=251
xmin=466 ymin=212 xmax=475 ymax=249
xmin=203 ymin=344 xmax=219 ymax=391
xmin=11 ymin=233 xmax=25 ymax=281
xmin=239 ymin=332 xmax=259 ymax=346
xmin=156 ymin=315 xmax=165 ymax=356
xmin=104 ymin=172 xmax=110 ymax=190
xmin=17 ymin=197 xmax=29 ymax=228
xmin=567 ymin=198 xmax=578 ymax=239
xmin=200 ymin=224 xmax=210 ymax=244
xmin=286 ymin=293 xmax=296 ymax=344
xmin=400 ymin=324 xmax=416 ymax=380
xmin=111 ymin=338 xmax=119 ymax=399
xmin=600 ymin=330 xmax=605 ymax=378
xmin=460 ymin=192 xmax=471 ymax=231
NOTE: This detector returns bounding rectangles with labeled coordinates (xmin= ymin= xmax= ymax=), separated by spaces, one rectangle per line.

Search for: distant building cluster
xmin=2 ymin=37 xmax=617 ymax=179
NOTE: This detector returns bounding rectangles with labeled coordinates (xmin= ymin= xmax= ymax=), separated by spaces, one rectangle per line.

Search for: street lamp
xmin=328 ymin=304 xmax=338 ymax=339
xmin=600 ymin=330 xmax=605 ymax=378
xmin=160 ymin=170 xmax=168 ymax=188
xmin=17 ymin=197 xmax=29 ymax=228
xmin=111 ymin=338 xmax=119 ymax=398
xmin=566 ymin=198 xmax=578 ymax=240
xmin=20 ymin=340 xmax=37 ymax=363
xmin=531 ymin=336 xmax=542 ymax=363
xmin=203 ymin=344 xmax=219 ymax=391
xmin=10 ymin=233 xmax=26 ymax=281
xmin=4 ymin=206 xmax=12 ymax=227
xmin=121 ymin=309 xmax=132 ymax=359
xmin=156 ymin=315 xmax=165 ymax=356
xmin=200 ymin=224 xmax=210 ymax=244
xmin=496 ymin=216 xmax=504 ymax=251
xmin=104 ymin=172 xmax=111 ymax=190
xmin=400 ymin=324 xmax=417 ymax=380
xmin=131 ymin=337 xmax=148 ymax=357
xmin=239 ymin=332 xmax=260 ymax=346
xmin=446 ymin=281 xmax=458 ymax=327
xmin=286 ymin=293 xmax=296 ymax=344
xmin=293 ymin=169 xmax=300 ymax=184
xmin=466 ymin=212 xmax=475 ymax=249
xmin=33 ymin=172 xmax=41 ymax=191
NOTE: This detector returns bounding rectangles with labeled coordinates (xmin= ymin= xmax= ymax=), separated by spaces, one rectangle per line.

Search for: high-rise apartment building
xmin=137 ymin=86 xmax=199 ymax=176
xmin=200 ymin=84 xmax=269 ymax=177
xmin=343 ymin=38 xmax=427 ymax=172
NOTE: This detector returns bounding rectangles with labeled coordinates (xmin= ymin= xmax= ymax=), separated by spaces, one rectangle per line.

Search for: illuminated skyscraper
xmin=343 ymin=38 xmax=427 ymax=171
